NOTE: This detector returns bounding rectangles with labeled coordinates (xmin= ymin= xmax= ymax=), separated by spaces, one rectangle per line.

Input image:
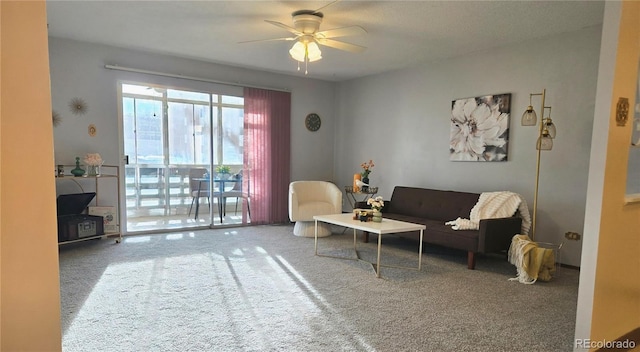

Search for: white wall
xmin=48 ymin=38 xmax=338 ymax=222
xmin=334 ymin=26 xmax=603 ymax=267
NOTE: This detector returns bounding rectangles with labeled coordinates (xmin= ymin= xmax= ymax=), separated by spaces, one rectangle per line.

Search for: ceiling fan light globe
xmin=307 ymin=42 xmax=322 ymax=61
xmin=289 ymin=42 xmax=306 ymax=62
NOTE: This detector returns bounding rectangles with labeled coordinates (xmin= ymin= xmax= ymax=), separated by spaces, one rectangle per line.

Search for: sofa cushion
xmin=387 ymin=187 xmax=480 ymax=221
xmin=384 ymin=213 xmax=479 ymax=251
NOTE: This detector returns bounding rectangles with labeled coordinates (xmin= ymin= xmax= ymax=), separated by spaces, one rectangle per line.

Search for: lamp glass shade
xmin=306 ymin=42 xmax=322 ymax=62
xmin=545 ymin=120 xmax=557 ymax=139
xmin=521 ymin=107 xmax=537 ymax=126
xmin=536 ymin=134 xmax=553 ymax=150
xmin=289 ymin=42 xmax=306 ymax=62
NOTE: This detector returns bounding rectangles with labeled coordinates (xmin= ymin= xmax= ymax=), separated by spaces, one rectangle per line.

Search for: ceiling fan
xmin=240 ymin=1 xmax=367 ymax=74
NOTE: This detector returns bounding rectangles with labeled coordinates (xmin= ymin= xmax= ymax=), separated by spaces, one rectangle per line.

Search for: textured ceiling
xmin=46 ymin=1 xmax=605 ymax=82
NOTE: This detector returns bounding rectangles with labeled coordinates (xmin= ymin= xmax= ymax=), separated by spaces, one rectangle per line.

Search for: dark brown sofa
xmin=359 ymin=186 xmax=523 ymax=270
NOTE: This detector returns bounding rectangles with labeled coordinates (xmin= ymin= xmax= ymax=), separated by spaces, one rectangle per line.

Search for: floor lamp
xmin=521 ymin=89 xmax=556 ymax=241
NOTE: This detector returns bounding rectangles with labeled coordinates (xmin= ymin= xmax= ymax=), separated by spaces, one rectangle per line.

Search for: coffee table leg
xmin=353 ymin=228 xmax=357 ymax=251
xmin=314 ymin=219 xmax=318 ymax=255
xmin=376 ymin=232 xmax=382 ymax=278
xmin=418 ymin=229 xmax=424 ymax=270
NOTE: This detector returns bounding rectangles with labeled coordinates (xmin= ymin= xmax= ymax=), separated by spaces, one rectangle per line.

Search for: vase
xmin=372 ymin=211 xmax=382 ymax=222
xmin=87 ymin=164 xmax=101 ymax=177
xmin=362 ymin=177 xmax=369 ymax=192
xmin=70 ymin=157 xmax=85 ymax=177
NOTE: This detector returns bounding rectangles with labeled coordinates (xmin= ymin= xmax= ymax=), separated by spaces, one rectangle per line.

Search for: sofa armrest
xmin=327 ymin=183 xmax=343 ymax=213
xmin=477 ymin=217 xmax=522 ymax=253
xmin=288 ymin=187 xmax=299 ymax=221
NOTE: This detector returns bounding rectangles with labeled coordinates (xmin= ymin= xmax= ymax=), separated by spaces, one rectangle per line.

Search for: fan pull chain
xmin=305 ymin=46 xmax=309 ymax=74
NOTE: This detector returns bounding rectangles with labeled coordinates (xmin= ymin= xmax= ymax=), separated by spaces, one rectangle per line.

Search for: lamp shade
xmin=536 ymin=130 xmax=553 ymax=150
xmin=521 ymin=106 xmax=537 ymax=126
xmin=545 ymin=119 xmax=557 ymax=139
xmin=289 ymin=42 xmax=306 ymax=62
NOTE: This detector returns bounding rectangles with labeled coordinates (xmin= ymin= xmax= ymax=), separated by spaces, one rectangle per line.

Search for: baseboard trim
xmin=559 ymin=263 xmax=580 ymax=270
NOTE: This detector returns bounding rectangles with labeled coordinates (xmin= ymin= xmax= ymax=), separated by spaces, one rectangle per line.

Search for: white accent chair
xmin=288 ymin=181 xmax=342 ymax=237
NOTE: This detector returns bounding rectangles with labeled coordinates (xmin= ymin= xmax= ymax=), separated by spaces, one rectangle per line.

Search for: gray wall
xmin=49 ymin=37 xmax=337 ymax=216
xmin=334 ymin=26 xmax=603 ymax=267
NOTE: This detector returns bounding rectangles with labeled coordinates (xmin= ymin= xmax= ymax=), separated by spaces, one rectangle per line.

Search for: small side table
xmin=343 ymin=186 xmax=380 ymax=241
xmin=344 ymin=186 xmax=379 ymax=209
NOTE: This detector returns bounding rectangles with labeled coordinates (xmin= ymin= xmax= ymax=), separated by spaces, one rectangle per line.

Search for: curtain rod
xmin=104 ymin=64 xmax=289 ymax=92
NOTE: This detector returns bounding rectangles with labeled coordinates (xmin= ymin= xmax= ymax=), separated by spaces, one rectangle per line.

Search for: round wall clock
xmin=305 ymin=113 xmax=321 ymax=132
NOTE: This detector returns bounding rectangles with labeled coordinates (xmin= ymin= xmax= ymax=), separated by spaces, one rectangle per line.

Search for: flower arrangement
xmin=367 ymin=196 xmax=384 ymax=212
xmin=83 ymin=153 xmax=103 ymax=166
xmin=360 ymin=159 xmax=375 ymax=178
xmin=215 ymin=165 xmax=231 ymax=174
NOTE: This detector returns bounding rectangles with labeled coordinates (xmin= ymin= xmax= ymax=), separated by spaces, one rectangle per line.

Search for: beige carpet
xmin=59 ymin=224 xmax=579 ymax=351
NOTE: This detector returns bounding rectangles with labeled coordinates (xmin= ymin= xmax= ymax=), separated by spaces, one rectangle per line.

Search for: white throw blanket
xmin=445 ymin=191 xmax=531 ymax=234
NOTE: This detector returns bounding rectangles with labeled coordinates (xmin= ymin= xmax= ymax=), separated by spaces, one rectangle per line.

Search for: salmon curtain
xmin=243 ymin=87 xmax=291 ymax=224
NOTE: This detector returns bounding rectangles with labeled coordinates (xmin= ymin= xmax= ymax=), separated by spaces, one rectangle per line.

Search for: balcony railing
xmin=125 ymin=164 xmax=242 ymax=217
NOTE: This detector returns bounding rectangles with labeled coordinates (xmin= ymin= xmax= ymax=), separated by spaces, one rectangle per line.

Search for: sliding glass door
xmin=121 ymin=82 xmax=247 ymax=233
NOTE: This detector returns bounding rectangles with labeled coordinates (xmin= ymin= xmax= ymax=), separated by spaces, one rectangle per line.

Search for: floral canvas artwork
xmin=450 ymin=93 xmax=511 ymax=161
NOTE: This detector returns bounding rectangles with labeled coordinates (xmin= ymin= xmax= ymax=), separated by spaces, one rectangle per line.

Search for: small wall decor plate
xmin=616 ymin=97 xmax=629 ymax=126
xmin=88 ymin=124 xmax=97 ymax=137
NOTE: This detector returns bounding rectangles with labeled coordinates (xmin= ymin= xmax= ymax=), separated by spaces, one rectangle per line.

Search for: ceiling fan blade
xmin=316 ymin=38 xmax=366 ymax=53
xmin=313 ymin=0 xmax=340 ymax=14
xmin=316 ymin=25 xmax=367 ymax=39
xmin=265 ymin=20 xmax=302 ymax=36
xmin=238 ymin=37 xmax=296 ymax=44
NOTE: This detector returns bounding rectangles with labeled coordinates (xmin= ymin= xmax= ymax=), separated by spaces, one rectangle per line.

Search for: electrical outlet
xmin=565 ymin=231 xmax=581 ymax=240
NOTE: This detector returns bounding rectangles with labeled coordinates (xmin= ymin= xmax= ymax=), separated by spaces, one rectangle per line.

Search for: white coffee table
xmin=313 ymin=213 xmax=426 ymax=278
